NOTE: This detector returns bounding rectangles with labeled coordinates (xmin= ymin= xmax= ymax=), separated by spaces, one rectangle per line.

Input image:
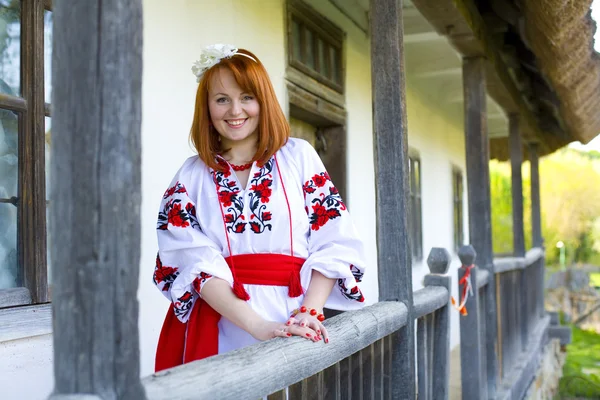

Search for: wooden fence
xmin=456 ymin=245 xmax=560 ymax=400
xmin=142 ymin=248 xmax=452 ymax=400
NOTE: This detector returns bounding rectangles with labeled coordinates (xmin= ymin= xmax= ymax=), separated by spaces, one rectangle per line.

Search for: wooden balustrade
xmin=143 ymin=248 xmax=452 ymax=400
xmin=456 ymin=244 xmax=561 ymax=400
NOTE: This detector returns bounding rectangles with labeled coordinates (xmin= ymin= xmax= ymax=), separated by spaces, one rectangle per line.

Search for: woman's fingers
xmin=319 ymin=324 xmax=329 ymax=344
xmin=285 ymin=317 xmax=297 ymax=326
xmin=286 ymin=323 xmax=320 ymax=342
xmin=273 ymin=327 xmax=292 ymax=338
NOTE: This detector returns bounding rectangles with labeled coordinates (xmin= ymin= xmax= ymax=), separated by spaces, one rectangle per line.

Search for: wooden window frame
xmin=286 ymin=0 xmax=345 ymax=94
xmin=408 ymin=150 xmax=423 ymax=262
xmin=452 ymin=167 xmax=464 ymax=252
xmin=0 ymin=0 xmax=51 ymax=308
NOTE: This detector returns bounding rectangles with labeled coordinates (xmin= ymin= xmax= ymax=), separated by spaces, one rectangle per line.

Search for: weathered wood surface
xmin=496 ymin=316 xmax=551 ymax=400
xmin=0 ymin=303 xmax=51 ymax=342
xmin=20 ymin=0 xmax=48 ymax=303
xmin=463 ymin=56 xmax=498 ymax=399
xmin=0 ymin=93 xmax=27 ymax=113
xmin=509 ymin=114 xmax=525 ymax=257
xmin=50 ymin=0 xmax=145 ymax=399
xmin=476 ymin=268 xmax=490 ymax=289
xmin=143 ymin=302 xmax=408 ymax=400
xmin=370 ymin=0 xmax=415 ymax=398
xmin=413 ymin=286 xmax=449 ymax=319
xmin=529 ymin=144 xmax=543 ymax=247
xmin=493 ymin=247 xmax=544 ymax=273
xmin=0 ymin=287 xmax=32 ymax=308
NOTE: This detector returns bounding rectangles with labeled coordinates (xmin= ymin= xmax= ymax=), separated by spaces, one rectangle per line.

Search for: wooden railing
xmin=456 ymin=245 xmax=561 ymax=400
xmin=142 ymin=248 xmax=452 ymax=400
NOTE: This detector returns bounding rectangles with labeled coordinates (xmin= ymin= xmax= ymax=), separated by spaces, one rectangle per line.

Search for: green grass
xmin=557 ymin=325 xmax=600 ymax=398
xmin=590 ymin=273 xmax=600 ymax=288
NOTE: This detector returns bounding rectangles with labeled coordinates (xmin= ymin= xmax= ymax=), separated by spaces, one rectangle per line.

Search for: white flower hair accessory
xmin=191 ymin=44 xmax=257 ymax=82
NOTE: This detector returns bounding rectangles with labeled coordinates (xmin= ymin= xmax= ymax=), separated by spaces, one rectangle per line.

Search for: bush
xmin=557 ymin=325 xmax=600 ymax=398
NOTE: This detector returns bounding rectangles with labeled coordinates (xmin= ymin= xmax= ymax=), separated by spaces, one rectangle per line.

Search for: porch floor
xmin=450 ymin=346 xmax=462 ymax=400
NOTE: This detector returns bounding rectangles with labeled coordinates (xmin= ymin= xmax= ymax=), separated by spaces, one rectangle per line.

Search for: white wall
xmin=1 ymin=335 xmax=53 ymax=400
xmin=2 ymin=1 xmax=470 ymax=397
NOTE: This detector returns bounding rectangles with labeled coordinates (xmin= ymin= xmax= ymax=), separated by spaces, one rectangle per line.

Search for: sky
xmin=569 ymin=0 xmax=600 ymax=152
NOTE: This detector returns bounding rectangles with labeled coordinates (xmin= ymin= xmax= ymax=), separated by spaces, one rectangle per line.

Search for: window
xmin=0 ymin=0 xmax=52 ymax=307
xmin=408 ymin=152 xmax=423 ymax=261
xmin=453 ymin=168 xmax=464 ymax=252
xmin=287 ymin=0 xmax=344 ymax=93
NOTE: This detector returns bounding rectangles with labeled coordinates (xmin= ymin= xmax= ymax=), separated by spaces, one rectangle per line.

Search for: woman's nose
xmin=229 ymin=100 xmax=242 ymax=116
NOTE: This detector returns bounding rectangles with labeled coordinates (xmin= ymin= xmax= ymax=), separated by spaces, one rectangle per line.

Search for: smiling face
xmin=208 ymin=67 xmax=260 ymax=148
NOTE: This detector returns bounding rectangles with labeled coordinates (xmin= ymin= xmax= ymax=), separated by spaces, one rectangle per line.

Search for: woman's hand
xmin=249 ymin=318 xmax=323 ymax=342
xmin=286 ymin=312 xmax=329 ymax=343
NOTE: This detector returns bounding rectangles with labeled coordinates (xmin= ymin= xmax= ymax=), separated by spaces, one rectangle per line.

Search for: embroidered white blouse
xmin=153 ymin=138 xmax=366 ymax=354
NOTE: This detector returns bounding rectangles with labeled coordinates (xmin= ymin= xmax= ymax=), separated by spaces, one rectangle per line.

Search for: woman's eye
xmin=243 ymin=95 xmax=254 ymax=101
xmin=216 ymin=97 xmax=228 ymax=104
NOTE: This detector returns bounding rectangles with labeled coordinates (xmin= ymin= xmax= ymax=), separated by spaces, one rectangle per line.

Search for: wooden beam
xmin=463 ymin=56 xmax=498 ymax=399
xmin=509 ymin=114 xmax=525 ymax=257
xmin=451 ymin=0 xmax=558 ymax=154
xmin=370 ymin=0 xmax=415 ymax=398
xmin=50 ymin=0 xmax=145 ymax=398
xmin=529 ymin=143 xmax=543 ymax=248
xmin=20 ymin=0 xmax=48 ymax=303
xmin=0 ymin=93 xmax=27 ymax=113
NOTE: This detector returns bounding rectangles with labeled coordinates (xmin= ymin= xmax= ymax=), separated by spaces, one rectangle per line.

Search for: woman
xmin=153 ymin=44 xmax=366 ymax=372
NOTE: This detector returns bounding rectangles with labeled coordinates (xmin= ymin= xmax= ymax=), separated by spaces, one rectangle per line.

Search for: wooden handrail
xmin=493 ymin=246 xmax=544 ymax=274
xmin=143 ymin=301 xmax=409 ymax=400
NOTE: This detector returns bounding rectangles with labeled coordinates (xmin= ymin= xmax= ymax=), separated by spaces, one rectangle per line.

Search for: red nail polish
xmin=287 ymin=333 xmax=292 ymax=337
xmin=286 ymin=321 xmax=291 ymax=326
xmin=317 ymin=336 xmax=322 ymax=341
xmin=306 ymin=333 xmax=311 ymax=338
xmin=317 ymin=330 xmax=321 ymax=334
xmin=325 ymin=338 xmax=329 ymax=344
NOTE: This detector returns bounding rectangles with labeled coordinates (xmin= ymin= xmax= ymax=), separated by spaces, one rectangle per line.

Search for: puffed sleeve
xmin=152 ymin=158 xmax=232 ymax=322
xmin=294 ymin=140 xmax=366 ymax=309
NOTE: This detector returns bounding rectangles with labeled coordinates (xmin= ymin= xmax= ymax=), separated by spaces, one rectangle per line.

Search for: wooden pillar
xmin=462 ymin=56 xmax=498 ymax=399
xmin=370 ymin=0 xmax=415 ymax=398
xmin=50 ymin=1 xmax=145 ymax=399
xmin=529 ymin=143 xmax=543 ymax=248
xmin=509 ymin=114 xmax=525 ymax=257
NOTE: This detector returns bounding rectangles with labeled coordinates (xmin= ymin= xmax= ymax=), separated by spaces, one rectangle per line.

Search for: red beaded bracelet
xmin=290 ymin=306 xmax=325 ymax=322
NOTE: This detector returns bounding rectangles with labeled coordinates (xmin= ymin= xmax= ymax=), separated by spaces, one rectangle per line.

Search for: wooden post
xmin=49 ymin=1 xmax=145 ymax=399
xmin=463 ymin=56 xmax=498 ymax=399
xmin=529 ymin=143 xmax=543 ymax=248
xmin=509 ymin=114 xmax=525 ymax=257
xmin=457 ymin=246 xmax=483 ymax=399
xmin=370 ymin=0 xmax=415 ymax=398
xmin=424 ymin=248 xmax=452 ymax=400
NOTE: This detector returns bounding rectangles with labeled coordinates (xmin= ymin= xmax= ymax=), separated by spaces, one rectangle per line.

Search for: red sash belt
xmin=155 ymin=254 xmax=305 ymax=372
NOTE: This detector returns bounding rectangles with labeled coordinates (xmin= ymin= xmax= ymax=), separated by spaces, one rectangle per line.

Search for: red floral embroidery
xmin=338 ymin=278 xmax=365 ymax=302
xmin=212 ymin=164 xmax=245 ymax=233
xmin=163 ymin=181 xmax=187 ymax=199
xmin=350 ymin=264 xmax=364 ymax=282
xmin=247 ymin=158 xmax=275 ymax=234
xmin=168 ymin=202 xmax=190 ymax=228
xmin=192 ymin=272 xmax=213 ymax=293
xmin=304 ymin=172 xmax=346 ymax=231
xmin=310 ymin=204 xmax=341 ymax=231
xmin=153 ymin=254 xmax=179 ymax=292
xmin=158 ymin=184 xmax=201 ymax=231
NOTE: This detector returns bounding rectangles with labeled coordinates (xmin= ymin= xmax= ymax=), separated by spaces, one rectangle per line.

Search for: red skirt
xmin=155 ymin=253 xmax=305 ymax=372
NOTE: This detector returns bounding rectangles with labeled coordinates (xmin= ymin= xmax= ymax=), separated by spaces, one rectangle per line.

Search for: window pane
xmin=305 ymin=28 xmax=314 ymax=69
xmin=44 ymin=9 xmax=52 ymax=104
xmin=291 ymin=18 xmax=301 ymax=63
xmin=0 ymin=0 xmax=21 ymax=96
xmin=0 ymin=109 xmax=18 ymax=197
xmin=331 ymin=46 xmax=341 ymax=84
xmin=317 ymin=38 xmax=329 ymax=77
xmin=0 ymin=202 xmax=18 ymax=289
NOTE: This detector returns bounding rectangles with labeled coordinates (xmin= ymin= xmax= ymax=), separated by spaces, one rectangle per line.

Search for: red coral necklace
xmin=230 ymin=162 xmax=253 ymax=171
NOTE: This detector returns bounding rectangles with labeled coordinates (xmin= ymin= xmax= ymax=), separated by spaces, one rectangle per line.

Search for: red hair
xmin=190 ymin=49 xmax=290 ymax=170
